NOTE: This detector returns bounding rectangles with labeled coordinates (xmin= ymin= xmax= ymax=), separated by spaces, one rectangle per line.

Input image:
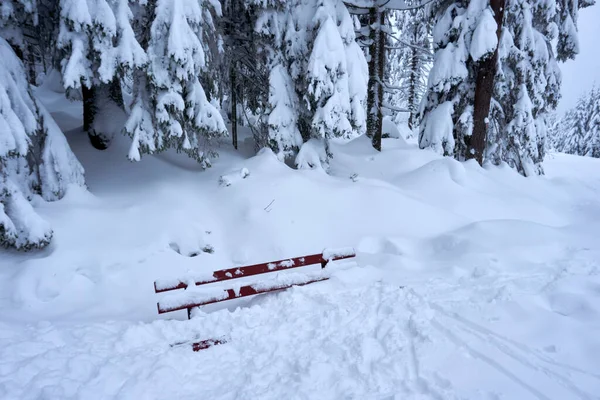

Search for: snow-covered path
xmin=1 ymin=90 xmax=600 ymax=399
xmin=2 ymin=253 xmax=599 ymax=400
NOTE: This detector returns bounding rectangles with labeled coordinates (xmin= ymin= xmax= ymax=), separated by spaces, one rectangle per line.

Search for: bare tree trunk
xmin=407 ymin=23 xmax=419 ymax=130
xmin=468 ymin=0 xmax=505 ymax=165
xmin=26 ymin=46 xmax=37 ymax=85
xmin=82 ymin=84 xmax=95 ymax=134
xmin=231 ymin=64 xmax=238 ymax=150
xmin=366 ymin=7 xmax=378 ymax=141
xmin=372 ymin=9 xmax=386 ymax=152
xmin=366 ymin=7 xmax=385 ymax=152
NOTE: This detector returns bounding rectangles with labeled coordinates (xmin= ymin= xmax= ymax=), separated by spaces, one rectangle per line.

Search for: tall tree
xmin=58 ymin=0 xmax=146 ymax=150
xmin=555 ymin=86 xmax=600 ymax=158
xmin=249 ymin=0 xmax=367 ymax=161
xmin=469 ymin=0 xmax=504 ymax=165
xmin=488 ymin=0 xmax=562 ymax=176
xmin=386 ymin=8 xmax=431 ymax=131
xmin=585 ymin=87 xmax=600 ymax=158
xmin=419 ymin=0 xmax=497 ymax=159
xmin=0 ymin=37 xmax=85 ymax=250
xmin=125 ymin=0 xmax=227 ymax=166
xmin=420 ymin=0 xmax=593 ymax=176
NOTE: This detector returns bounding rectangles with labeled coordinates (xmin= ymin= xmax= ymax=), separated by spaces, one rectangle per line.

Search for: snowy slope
xmin=0 ymin=90 xmax=599 ymax=399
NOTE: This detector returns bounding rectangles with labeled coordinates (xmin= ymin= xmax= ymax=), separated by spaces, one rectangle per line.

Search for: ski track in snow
xmin=427 ymin=300 xmax=599 ymax=400
xmin=1 ymin=265 xmax=599 ymax=400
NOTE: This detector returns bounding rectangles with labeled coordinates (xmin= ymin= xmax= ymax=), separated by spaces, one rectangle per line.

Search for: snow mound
xmin=381 ymin=117 xmax=409 ymax=146
xmin=219 ymin=168 xmax=250 ymax=187
xmin=295 ymin=139 xmax=328 ymax=170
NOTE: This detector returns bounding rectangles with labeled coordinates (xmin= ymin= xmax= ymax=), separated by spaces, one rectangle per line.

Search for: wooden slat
xmin=157 ymin=276 xmax=329 ymax=314
xmin=154 ymin=251 xmax=355 ymax=293
xmin=191 ymin=338 xmax=227 ymax=351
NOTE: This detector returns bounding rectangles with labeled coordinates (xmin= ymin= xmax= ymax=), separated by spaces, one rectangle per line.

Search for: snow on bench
xmin=157 ymin=270 xmax=332 ymax=315
xmin=154 ymin=248 xmax=355 ymax=351
xmin=154 ymin=248 xmax=356 ymax=317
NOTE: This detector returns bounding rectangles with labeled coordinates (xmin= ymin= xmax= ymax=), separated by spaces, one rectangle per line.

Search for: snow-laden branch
xmin=382 ymin=103 xmax=410 ymax=112
xmin=384 ymin=32 xmax=433 ymax=57
xmin=344 ymin=0 xmax=438 ymax=11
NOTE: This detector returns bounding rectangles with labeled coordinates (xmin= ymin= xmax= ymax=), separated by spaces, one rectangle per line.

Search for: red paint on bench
xmin=192 ymin=339 xmax=227 ymax=351
xmin=154 ymin=249 xmax=356 ymax=351
xmin=154 ymin=252 xmax=353 ymax=293
xmin=157 ymin=276 xmax=329 ymax=314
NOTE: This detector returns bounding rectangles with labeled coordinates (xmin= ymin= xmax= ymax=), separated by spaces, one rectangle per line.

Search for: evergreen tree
xmin=583 ymin=87 xmax=600 ymax=157
xmin=57 ymin=0 xmax=146 ymax=149
xmin=420 ymin=0 xmax=591 ymax=176
xmin=545 ymin=111 xmax=559 ymax=151
xmin=556 ymin=86 xmax=600 ymax=158
xmin=564 ymin=94 xmax=590 ymax=155
xmin=556 ymin=0 xmax=595 ymax=62
xmin=125 ymin=0 xmax=227 ymax=166
xmin=419 ymin=0 xmax=498 ymax=159
xmin=250 ymin=0 xmax=367 ymax=161
xmin=488 ymin=0 xmax=561 ymax=176
xmin=0 ymin=37 xmax=85 ymax=250
xmin=391 ymin=8 xmax=431 ymax=131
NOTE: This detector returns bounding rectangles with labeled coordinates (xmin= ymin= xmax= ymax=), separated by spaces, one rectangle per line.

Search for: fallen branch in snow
xmin=264 ymin=199 xmax=275 ymax=212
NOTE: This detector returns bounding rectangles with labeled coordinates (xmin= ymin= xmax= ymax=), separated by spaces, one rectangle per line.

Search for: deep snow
xmin=0 ymin=88 xmax=599 ymax=399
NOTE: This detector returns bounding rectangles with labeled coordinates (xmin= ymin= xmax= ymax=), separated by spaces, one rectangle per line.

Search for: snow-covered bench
xmin=154 ymin=248 xmax=356 ymax=320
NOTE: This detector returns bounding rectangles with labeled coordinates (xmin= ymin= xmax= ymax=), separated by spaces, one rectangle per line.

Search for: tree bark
xmin=372 ymin=9 xmax=386 ymax=152
xmin=82 ymin=83 xmax=96 ymax=134
xmin=83 ymin=77 xmax=124 ymax=150
xmin=366 ymin=7 xmax=378 ymax=141
xmin=231 ymin=63 xmax=238 ymax=150
xmin=468 ymin=0 xmax=505 ymax=165
xmin=407 ymin=22 xmax=419 ymax=130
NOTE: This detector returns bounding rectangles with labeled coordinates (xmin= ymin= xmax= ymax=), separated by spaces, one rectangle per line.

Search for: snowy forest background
xmin=0 ymin=0 xmax=597 ymax=251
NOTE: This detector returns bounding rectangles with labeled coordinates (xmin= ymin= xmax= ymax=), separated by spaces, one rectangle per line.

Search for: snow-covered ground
xmin=1 ymin=90 xmax=599 ymax=399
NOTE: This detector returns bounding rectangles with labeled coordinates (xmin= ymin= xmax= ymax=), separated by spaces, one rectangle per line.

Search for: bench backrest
xmin=154 ymin=248 xmax=356 ymax=317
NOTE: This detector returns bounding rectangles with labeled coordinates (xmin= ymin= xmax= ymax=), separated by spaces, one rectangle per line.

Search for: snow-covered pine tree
xmin=556 ymin=0 xmax=595 ymax=62
xmin=125 ymin=0 xmax=227 ymax=166
xmin=564 ymin=94 xmax=592 ymax=155
xmin=266 ymin=63 xmax=303 ymax=160
xmin=487 ymin=0 xmax=561 ymax=176
xmin=419 ymin=0 xmax=498 ymax=159
xmin=250 ymin=0 xmax=367 ymax=162
xmin=545 ymin=111 xmax=559 ymax=151
xmin=583 ymin=86 xmax=600 ymax=157
xmin=391 ymin=7 xmax=431 ymax=131
xmin=58 ymin=0 xmax=146 ymax=150
xmin=421 ymin=0 xmax=589 ymax=176
xmin=550 ymin=110 xmax=573 ymax=153
xmin=384 ymin=11 xmax=406 ymax=127
xmin=0 ymin=0 xmax=47 ymax=84
xmin=557 ymin=86 xmax=600 ymax=157
xmin=0 ymin=37 xmax=85 ymax=250
xmin=307 ymin=16 xmax=352 ymax=153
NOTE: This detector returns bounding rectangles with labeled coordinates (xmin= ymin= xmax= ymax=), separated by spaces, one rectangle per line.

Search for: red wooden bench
xmin=154 ymin=248 xmax=356 ymax=350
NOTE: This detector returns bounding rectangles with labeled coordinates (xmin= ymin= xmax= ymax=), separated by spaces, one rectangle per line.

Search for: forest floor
xmin=1 ymin=87 xmax=599 ymax=399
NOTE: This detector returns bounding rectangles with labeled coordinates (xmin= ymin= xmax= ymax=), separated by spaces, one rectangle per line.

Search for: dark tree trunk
xmin=372 ymin=9 xmax=386 ymax=152
xmin=468 ymin=0 xmax=505 ymax=165
xmin=82 ymin=84 xmax=96 ymax=134
xmin=83 ymin=77 xmax=124 ymax=150
xmin=407 ymin=24 xmax=419 ymax=130
xmin=366 ymin=7 xmax=385 ymax=152
xmin=26 ymin=46 xmax=37 ymax=85
xmin=366 ymin=7 xmax=378 ymax=141
xmin=231 ymin=64 xmax=238 ymax=150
